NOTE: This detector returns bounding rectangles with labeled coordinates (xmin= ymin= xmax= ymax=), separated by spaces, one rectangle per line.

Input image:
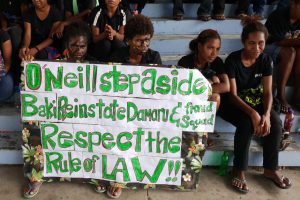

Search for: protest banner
xmin=21 ymin=61 xmax=216 ymax=190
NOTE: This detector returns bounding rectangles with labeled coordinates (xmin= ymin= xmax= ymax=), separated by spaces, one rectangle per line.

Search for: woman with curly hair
xmin=108 ymin=14 xmax=161 ymax=199
xmin=110 ymin=14 xmax=161 ymax=65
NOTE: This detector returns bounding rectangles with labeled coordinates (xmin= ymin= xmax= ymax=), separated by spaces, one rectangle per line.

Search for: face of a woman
xmin=105 ymin=0 xmax=121 ymax=8
xmin=67 ymin=36 xmax=88 ymax=62
xmin=197 ymin=38 xmax=221 ymax=63
xmin=243 ymin=31 xmax=265 ymax=59
xmin=32 ymin=0 xmax=48 ymax=9
xmin=128 ymin=34 xmax=151 ymax=56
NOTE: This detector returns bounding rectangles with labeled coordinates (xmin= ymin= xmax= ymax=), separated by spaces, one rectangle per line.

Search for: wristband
xmin=34 ymin=46 xmax=40 ymax=52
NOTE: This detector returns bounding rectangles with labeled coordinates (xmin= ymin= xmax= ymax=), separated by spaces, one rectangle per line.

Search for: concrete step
xmin=0 ymin=104 xmax=21 ymax=131
xmin=152 ymin=19 xmax=251 ymax=35
xmin=161 ymin=54 xmax=228 ymax=65
xmin=0 ymin=131 xmax=22 ymax=164
xmin=204 ymin=132 xmax=300 ymax=166
xmin=142 ymin=3 xmax=276 ymax=18
xmin=151 ymin=34 xmax=242 ymax=56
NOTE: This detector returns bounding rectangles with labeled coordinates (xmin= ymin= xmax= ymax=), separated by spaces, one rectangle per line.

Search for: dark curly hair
xmin=189 ymin=29 xmax=221 ymax=54
xmin=124 ymin=14 xmax=154 ymax=40
xmin=63 ymin=21 xmax=91 ymax=46
xmin=241 ymin=16 xmax=269 ymax=43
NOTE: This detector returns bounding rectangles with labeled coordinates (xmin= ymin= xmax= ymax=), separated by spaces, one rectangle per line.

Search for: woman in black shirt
xmin=110 ymin=14 xmax=161 ymax=65
xmin=178 ymin=29 xmax=229 ymax=109
xmin=89 ymin=0 xmax=131 ymax=62
xmin=19 ymin=0 xmax=62 ymax=61
xmin=221 ymin=17 xmax=292 ymax=193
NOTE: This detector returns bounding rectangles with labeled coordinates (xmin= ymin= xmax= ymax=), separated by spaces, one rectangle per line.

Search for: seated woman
xmin=89 ymin=0 xmax=131 ymax=62
xmin=265 ymin=0 xmax=300 ymax=112
xmin=22 ymin=21 xmax=99 ymax=198
xmin=220 ymin=17 xmax=292 ymax=193
xmin=178 ymin=29 xmax=230 ymax=109
xmin=108 ymin=14 xmax=161 ymax=199
xmin=0 ymin=0 xmax=30 ymax=84
xmin=110 ymin=14 xmax=161 ymax=65
xmin=0 ymin=30 xmax=14 ymax=103
xmin=19 ymin=0 xmax=63 ymax=61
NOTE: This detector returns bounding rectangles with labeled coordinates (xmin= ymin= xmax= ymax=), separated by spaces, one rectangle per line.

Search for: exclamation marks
xmin=165 ymin=160 xmax=181 ymax=182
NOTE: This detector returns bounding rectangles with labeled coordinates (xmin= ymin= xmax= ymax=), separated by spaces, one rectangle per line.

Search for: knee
xmin=270 ymin=110 xmax=282 ymax=130
xmin=280 ymin=47 xmax=296 ymax=61
xmin=112 ymin=40 xmax=125 ymax=49
xmin=236 ymin=117 xmax=253 ymax=134
xmin=0 ymin=73 xmax=14 ymax=101
xmin=101 ymin=40 xmax=112 ymax=49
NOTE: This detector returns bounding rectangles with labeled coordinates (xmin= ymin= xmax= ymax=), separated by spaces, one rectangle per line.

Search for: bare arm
xmin=32 ymin=20 xmax=58 ymax=51
xmin=259 ymin=75 xmax=273 ymax=136
xmin=104 ymin=24 xmax=125 ymax=41
xmin=22 ymin=37 xmax=53 ymax=61
xmin=212 ymin=73 xmax=230 ymax=94
xmin=2 ymin=39 xmax=12 ymax=72
xmin=113 ymin=25 xmax=125 ymax=41
xmin=54 ymin=9 xmax=92 ymax=37
xmin=65 ymin=10 xmax=92 ymax=21
xmin=22 ymin=22 xmax=31 ymax=48
xmin=33 ymin=37 xmax=53 ymax=52
xmin=229 ymin=78 xmax=262 ymax=135
xmin=91 ymin=26 xmax=107 ymax=42
xmin=262 ymin=75 xmax=273 ymax=116
xmin=19 ymin=22 xmax=31 ymax=59
xmin=27 ymin=22 xmax=56 ymax=59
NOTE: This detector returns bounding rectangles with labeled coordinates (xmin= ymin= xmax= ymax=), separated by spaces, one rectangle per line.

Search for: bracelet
xmin=34 ymin=46 xmax=40 ymax=52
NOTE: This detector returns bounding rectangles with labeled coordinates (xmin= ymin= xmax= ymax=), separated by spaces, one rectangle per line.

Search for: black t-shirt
xmin=90 ymin=6 xmax=131 ymax=32
xmin=225 ymin=50 xmax=273 ymax=108
xmin=23 ymin=6 xmax=63 ymax=46
xmin=265 ymin=7 xmax=300 ymax=44
xmin=110 ymin=46 xmax=162 ymax=65
xmin=64 ymin=0 xmax=97 ymax=15
xmin=177 ymin=53 xmax=225 ymax=79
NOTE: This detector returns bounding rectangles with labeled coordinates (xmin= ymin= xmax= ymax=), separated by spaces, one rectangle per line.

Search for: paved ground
xmin=0 ymin=165 xmax=299 ymax=200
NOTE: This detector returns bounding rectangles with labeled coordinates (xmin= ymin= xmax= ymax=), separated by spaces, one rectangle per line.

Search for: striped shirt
xmin=90 ymin=5 xmax=131 ymax=32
